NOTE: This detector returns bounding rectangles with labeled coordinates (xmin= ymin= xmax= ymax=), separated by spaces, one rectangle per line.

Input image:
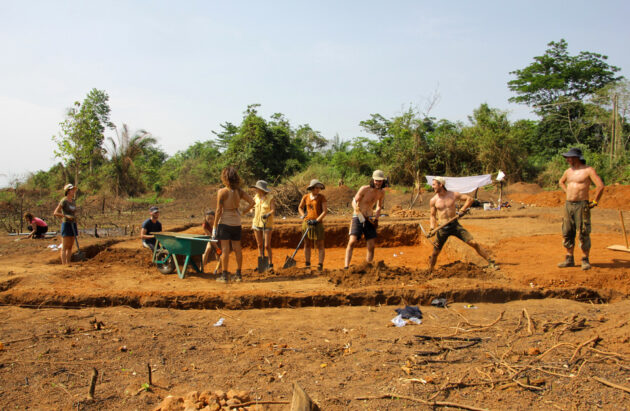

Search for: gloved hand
xmin=263 ymin=212 xmax=271 ymax=219
xmin=307 ymin=219 xmax=318 ymax=226
xmin=457 ymin=209 xmax=469 ymax=217
xmin=589 ymin=200 xmax=598 ymax=209
xmin=356 ymin=213 xmax=366 ymax=223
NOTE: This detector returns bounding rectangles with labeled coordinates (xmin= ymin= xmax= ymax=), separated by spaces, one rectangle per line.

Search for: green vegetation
xmin=3 ymin=39 xmax=628 ymax=228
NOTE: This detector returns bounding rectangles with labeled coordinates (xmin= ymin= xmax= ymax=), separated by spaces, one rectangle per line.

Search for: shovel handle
xmin=620 ymin=210 xmax=629 ymax=249
xmin=289 ymin=226 xmax=310 ymax=260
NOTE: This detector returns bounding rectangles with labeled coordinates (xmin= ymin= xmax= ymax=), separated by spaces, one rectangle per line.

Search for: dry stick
xmin=587 ymin=346 xmax=629 ymax=360
xmin=87 ymin=368 xmax=98 ymax=400
xmin=569 ymin=336 xmax=601 ymax=364
xmin=354 ymin=394 xmax=488 ymax=411
xmin=523 ymin=309 xmax=533 ymax=335
xmin=537 ymin=342 xmax=575 ymax=360
xmin=147 ymin=363 xmax=152 ymax=386
xmin=591 ymin=376 xmax=630 ymax=394
xmin=229 ymin=401 xmax=290 ymax=408
xmin=449 ymin=309 xmax=504 ymax=329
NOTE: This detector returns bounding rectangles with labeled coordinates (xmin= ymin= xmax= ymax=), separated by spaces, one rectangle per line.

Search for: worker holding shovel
xmin=344 ymin=170 xmax=387 ymax=269
xmin=251 ymin=180 xmax=275 ymax=273
xmin=53 ymin=183 xmax=78 ymax=264
xmin=298 ymin=179 xmax=327 ymax=271
xmin=427 ymin=177 xmax=497 ymax=274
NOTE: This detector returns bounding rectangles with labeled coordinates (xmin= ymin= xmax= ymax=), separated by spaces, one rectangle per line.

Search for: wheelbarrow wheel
xmin=155 ymin=250 xmax=175 ymax=274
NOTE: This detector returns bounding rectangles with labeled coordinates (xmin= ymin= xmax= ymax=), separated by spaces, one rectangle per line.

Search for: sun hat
xmin=372 ymin=170 xmax=386 ymax=181
xmin=433 ymin=176 xmax=446 ymax=186
xmin=307 ymin=179 xmax=325 ymax=190
xmin=561 ymin=148 xmax=586 ymax=163
xmin=250 ymin=180 xmax=270 ymax=193
xmin=149 ymin=206 xmax=160 ymax=214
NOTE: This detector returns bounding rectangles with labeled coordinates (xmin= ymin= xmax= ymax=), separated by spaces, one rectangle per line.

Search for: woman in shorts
xmin=251 ymin=180 xmax=275 ymax=271
xmin=53 ymin=183 xmax=78 ymax=264
xmin=298 ymin=179 xmax=327 ymax=271
xmin=212 ymin=167 xmax=254 ymax=283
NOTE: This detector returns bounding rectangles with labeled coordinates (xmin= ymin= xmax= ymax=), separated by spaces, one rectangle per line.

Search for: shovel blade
xmin=72 ymin=251 xmax=86 ymax=262
xmin=258 ymin=256 xmax=270 ymax=273
xmin=283 ymin=256 xmax=296 ymax=269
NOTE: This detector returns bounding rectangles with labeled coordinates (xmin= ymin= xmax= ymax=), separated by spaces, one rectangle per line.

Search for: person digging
xmin=344 ymin=170 xmax=387 ymax=269
xmin=557 ymin=147 xmax=604 ymax=270
xmin=427 ymin=177 xmax=497 ymax=274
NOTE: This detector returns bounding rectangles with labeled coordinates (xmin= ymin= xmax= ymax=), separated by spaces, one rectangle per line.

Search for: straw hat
xmin=372 ymin=170 xmax=386 ymax=181
xmin=307 ymin=179 xmax=325 ymax=190
xmin=250 ymin=180 xmax=270 ymax=193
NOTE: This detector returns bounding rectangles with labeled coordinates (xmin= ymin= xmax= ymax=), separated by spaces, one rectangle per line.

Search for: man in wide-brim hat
xmin=557 ymin=148 xmax=605 ymax=270
xmin=344 ymin=170 xmax=388 ymax=268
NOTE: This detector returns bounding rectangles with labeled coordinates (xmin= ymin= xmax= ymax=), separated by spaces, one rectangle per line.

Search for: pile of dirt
xmin=508 ymin=185 xmax=630 ymax=210
xmin=390 ymin=205 xmax=425 ymax=218
xmin=323 ymin=185 xmax=355 ymax=211
xmin=154 ymin=388 xmax=259 ymax=411
xmin=507 ymin=182 xmax=544 ymax=195
xmin=90 ymin=248 xmax=154 ymax=268
xmin=326 ymin=260 xmax=496 ymax=287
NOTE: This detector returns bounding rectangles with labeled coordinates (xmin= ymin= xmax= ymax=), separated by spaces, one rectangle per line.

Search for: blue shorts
xmin=61 ymin=222 xmax=78 ymax=237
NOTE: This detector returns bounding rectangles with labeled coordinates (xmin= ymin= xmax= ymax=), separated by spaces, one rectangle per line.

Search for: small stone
xmin=214 ymin=390 xmax=226 ymax=400
xmin=236 ymin=390 xmax=250 ymax=402
xmin=185 ymin=391 xmax=199 ymax=403
xmin=526 ymin=347 xmax=541 ymax=356
xmin=119 ymin=345 xmax=127 ymax=352
xmin=155 ymin=395 xmax=184 ymax=411
xmin=226 ymin=398 xmax=240 ymax=407
xmin=226 ymin=389 xmax=238 ymax=400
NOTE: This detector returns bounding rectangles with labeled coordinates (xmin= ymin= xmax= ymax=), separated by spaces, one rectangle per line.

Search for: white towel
xmin=426 ymin=175 xmax=492 ymax=193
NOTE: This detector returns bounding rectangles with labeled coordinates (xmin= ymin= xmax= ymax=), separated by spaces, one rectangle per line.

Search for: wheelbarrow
xmin=152 ymin=232 xmax=217 ymax=279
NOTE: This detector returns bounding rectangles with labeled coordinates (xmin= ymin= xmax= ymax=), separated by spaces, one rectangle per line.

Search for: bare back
xmin=559 ymin=165 xmax=603 ymax=202
xmin=218 ymin=187 xmax=242 ymax=226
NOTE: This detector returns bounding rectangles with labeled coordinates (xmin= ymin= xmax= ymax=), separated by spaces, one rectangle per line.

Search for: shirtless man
xmin=428 ymin=177 xmax=496 ymax=274
xmin=557 ymin=148 xmax=604 ymax=270
xmin=344 ymin=170 xmax=387 ymax=268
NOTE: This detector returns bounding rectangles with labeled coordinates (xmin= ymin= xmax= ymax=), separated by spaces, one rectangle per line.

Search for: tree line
xmin=19 ymin=39 xmax=630 ymax=201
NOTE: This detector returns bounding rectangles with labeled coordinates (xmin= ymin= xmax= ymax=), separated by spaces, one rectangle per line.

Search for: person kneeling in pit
xmin=428 ymin=177 xmax=497 ymax=274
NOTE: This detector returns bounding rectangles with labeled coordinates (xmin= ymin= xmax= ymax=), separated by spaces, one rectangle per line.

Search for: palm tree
xmin=107 ymin=124 xmax=157 ymax=197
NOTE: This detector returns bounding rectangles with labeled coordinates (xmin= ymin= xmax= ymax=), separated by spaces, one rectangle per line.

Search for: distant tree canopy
xmin=20 ymin=41 xmax=630 ymax=201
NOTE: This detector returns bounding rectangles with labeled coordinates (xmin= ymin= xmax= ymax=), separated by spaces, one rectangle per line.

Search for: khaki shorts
xmin=435 ymin=221 xmax=473 ymax=250
xmin=562 ymin=201 xmax=591 ymax=251
xmin=302 ymin=220 xmax=325 ymax=242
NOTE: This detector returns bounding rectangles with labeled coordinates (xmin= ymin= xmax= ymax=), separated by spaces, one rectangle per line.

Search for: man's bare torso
xmin=355 ymin=186 xmax=384 ymax=216
xmin=431 ymin=191 xmax=459 ymax=224
xmin=563 ymin=166 xmax=595 ymax=201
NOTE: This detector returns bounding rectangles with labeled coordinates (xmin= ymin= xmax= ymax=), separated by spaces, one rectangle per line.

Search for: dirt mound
xmin=326 ymin=260 xmax=496 ymax=287
xmin=90 ymin=247 xmax=154 ymax=268
xmin=508 ymin=184 xmax=630 ymax=210
xmin=323 ymin=185 xmax=355 ymax=211
xmin=390 ymin=205 xmax=425 ymax=218
xmin=507 ymin=182 xmax=543 ymax=195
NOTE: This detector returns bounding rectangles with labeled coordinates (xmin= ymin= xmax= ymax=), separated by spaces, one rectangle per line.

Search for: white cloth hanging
xmin=426 ymin=175 xmax=492 ymax=193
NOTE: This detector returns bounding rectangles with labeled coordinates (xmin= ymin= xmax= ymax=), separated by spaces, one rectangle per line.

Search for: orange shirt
xmin=302 ymin=193 xmax=326 ymax=220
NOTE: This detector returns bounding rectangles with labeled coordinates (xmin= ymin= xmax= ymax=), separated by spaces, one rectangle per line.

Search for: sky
xmin=1 ymin=0 xmax=629 ymax=188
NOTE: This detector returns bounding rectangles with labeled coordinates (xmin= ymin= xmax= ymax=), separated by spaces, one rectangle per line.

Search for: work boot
xmin=581 ymin=257 xmax=591 ymax=271
xmin=216 ymin=271 xmax=228 ymax=283
xmin=305 ymin=262 xmax=311 ymax=269
xmin=557 ymin=255 xmax=575 ymax=268
xmin=233 ymin=269 xmax=242 ymax=282
xmin=317 ymin=263 xmax=323 ymax=272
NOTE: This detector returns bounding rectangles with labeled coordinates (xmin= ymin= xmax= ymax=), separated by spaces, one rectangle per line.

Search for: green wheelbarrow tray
xmin=152 ymin=232 xmax=217 ymax=279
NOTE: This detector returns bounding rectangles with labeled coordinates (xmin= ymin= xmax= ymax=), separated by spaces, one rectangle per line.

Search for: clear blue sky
xmin=1 ymin=0 xmax=629 ymax=187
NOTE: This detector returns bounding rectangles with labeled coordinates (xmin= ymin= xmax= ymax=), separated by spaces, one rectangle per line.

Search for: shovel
xmin=283 ymin=226 xmax=310 ymax=269
xmin=70 ymin=222 xmax=86 ymax=262
xmin=257 ymin=218 xmax=270 ymax=273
